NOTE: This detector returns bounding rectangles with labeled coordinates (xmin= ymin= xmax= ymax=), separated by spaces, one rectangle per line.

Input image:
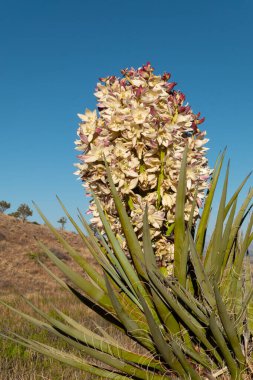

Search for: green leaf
xmin=38 ymin=241 xmax=113 ymax=311
xmin=188 ymin=187 xmax=198 ymax=232
xmin=235 ymin=285 xmax=253 ymax=327
xmin=163 ymin=278 xmax=209 ymax=325
xmin=104 ymin=160 xmax=147 ymax=280
xmin=219 ymin=199 xmax=237 ymax=279
xmin=104 ymin=274 xmax=155 ymax=352
xmin=213 ymin=283 xmax=246 ymax=367
xmin=0 ymin=333 xmax=130 ymax=379
xmin=174 ymin=145 xmax=188 ymax=285
xmin=147 ymin=270 xmax=222 ymax=364
xmin=91 ymin=191 xmax=141 ymax=298
xmin=224 ymin=171 xmax=252 ymax=217
xmin=196 ymin=150 xmax=226 ymax=256
xmin=142 ymin=207 xmax=179 ymax=334
xmin=149 ymin=288 xmax=181 ymax=336
xmin=207 ymin=161 xmax=229 ymax=280
xmin=37 ymin=259 xmax=69 ymax=290
xmin=8 ymin=296 xmax=162 ymax=374
xmin=176 ymin=339 xmax=213 ymax=371
xmin=64 ymin=284 xmax=123 ymax=329
xmin=169 ymin=340 xmax=202 ymax=380
xmin=100 ymin=166 xmax=164 ymax=328
xmin=209 ymin=313 xmax=240 ymax=379
xmin=137 ymin=292 xmax=187 ymax=378
xmin=142 ymin=206 xmax=157 ymax=269
xmin=52 ymin=308 xmax=164 ymax=373
xmin=223 ymin=188 xmax=253 ymax=269
xmin=230 ymin=212 xmax=253 ymax=302
xmin=188 ymin=230 xmax=215 ymax=308
xmin=33 ymin=201 xmax=106 ymax=291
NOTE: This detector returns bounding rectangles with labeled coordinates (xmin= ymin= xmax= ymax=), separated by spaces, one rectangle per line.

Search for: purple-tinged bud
xmin=120 ymin=78 xmax=127 ymax=87
xmin=150 ymin=106 xmax=156 ymax=116
xmin=121 ymin=68 xmax=128 ymax=75
xmin=166 ymin=82 xmax=177 ymax=92
xmin=176 ymin=91 xmax=186 ymax=104
xmin=135 ymin=85 xmax=145 ymax=97
xmin=139 ymin=69 xmax=150 ymax=79
xmin=143 ymin=61 xmax=153 ymax=72
xmin=178 ymin=106 xmax=186 ymax=113
xmin=127 ymin=68 xmax=136 ymax=77
xmin=95 ymin=128 xmax=102 ymax=134
xmin=79 ymin=133 xmax=88 ymax=144
xmin=196 ymin=117 xmax=205 ymax=125
xmin=191 ymin=122 xmax=199 ymax=133
xmin=109 ymin=76 xmax=116 ymax=84
xmin=197 ymin=198 xmax=203 ymax=208
xmin=200 ymin=175 xmax=209 ymax=180
xmin=162 ymin=72 xmax=171 ymax=81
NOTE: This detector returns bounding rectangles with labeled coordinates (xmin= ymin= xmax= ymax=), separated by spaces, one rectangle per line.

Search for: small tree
xmin=57 ymin=217 xmax=67 ymax=230
xmin=17 ymin=204 xmax=33 ymax=222
xmin=0 ymin=201 xmax=11 ymax=213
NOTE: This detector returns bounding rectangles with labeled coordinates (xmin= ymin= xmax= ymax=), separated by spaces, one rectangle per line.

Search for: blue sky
xmin=0 ymin=0 xmax=252 ymax=228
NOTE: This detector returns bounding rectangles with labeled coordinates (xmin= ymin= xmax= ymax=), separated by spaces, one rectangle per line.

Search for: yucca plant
xmin=1 ymin=63 xmax=253 ymax=379
xmin=1 ymin=149 xmax=252 ymax=379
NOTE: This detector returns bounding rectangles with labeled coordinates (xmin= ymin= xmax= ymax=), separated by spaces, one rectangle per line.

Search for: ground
xmin=0 ymin=213 xmax=105 ymax=379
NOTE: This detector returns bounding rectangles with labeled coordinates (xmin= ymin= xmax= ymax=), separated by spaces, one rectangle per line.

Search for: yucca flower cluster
xmin=75 ymin=63 xmax=211 ymax=270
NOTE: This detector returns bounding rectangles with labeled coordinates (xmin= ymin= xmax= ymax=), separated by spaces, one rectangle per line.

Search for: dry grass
xmin=1 ymin=294 xmax=84 ymax=379
xmin=0 ymin=292 xmax=115 ymax=379
xmin=0 ymin=214 xmax=105 ymax=379
xmin=0 ymin=291 xmax=141 ymax=379
xmin=0 ymin=213 xmax=95 ymax=296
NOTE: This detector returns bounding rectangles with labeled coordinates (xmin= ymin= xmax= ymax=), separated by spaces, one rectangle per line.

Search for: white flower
xmin=132 ymin=106 xmax=150 ymax=124
xmin=131 ymin=78 xmax=145 ymax=86
xmin=78 ymin=109 xmax=97 ymax=124
xmin=148 ymin=206 xmax=165 ymax=229
xmin=162 ymin=193 xmax=175 ymax=208
xmin=114 ymin=143 xmax=131 ymax=158
xmin=175 ymin=113 xmax=192 ymax=127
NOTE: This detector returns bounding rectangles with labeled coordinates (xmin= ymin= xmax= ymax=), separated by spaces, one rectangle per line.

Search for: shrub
xmin=0 ymin=201 xmax=11 ymax=214
xmin=9 ymin=211 xmax=20 ymax=218
xmin=57 ymin=217 xmax=67 ymax=230
xmin=16 ymin=204 xmax=33 ymax=222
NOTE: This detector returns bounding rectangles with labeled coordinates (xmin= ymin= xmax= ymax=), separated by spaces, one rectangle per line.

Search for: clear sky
xmin=0 ymin=0 xmax=252 ymax=228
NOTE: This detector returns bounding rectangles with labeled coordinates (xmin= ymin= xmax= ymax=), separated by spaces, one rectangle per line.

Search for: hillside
xmin=0 ymin=213 xmax=92 ymax=296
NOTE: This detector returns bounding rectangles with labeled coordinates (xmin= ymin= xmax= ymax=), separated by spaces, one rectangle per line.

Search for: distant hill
xmin=0 ymin=213 xmax=93 ymax=296
xmin=1 ymin=213 xmax=252 ymax=297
